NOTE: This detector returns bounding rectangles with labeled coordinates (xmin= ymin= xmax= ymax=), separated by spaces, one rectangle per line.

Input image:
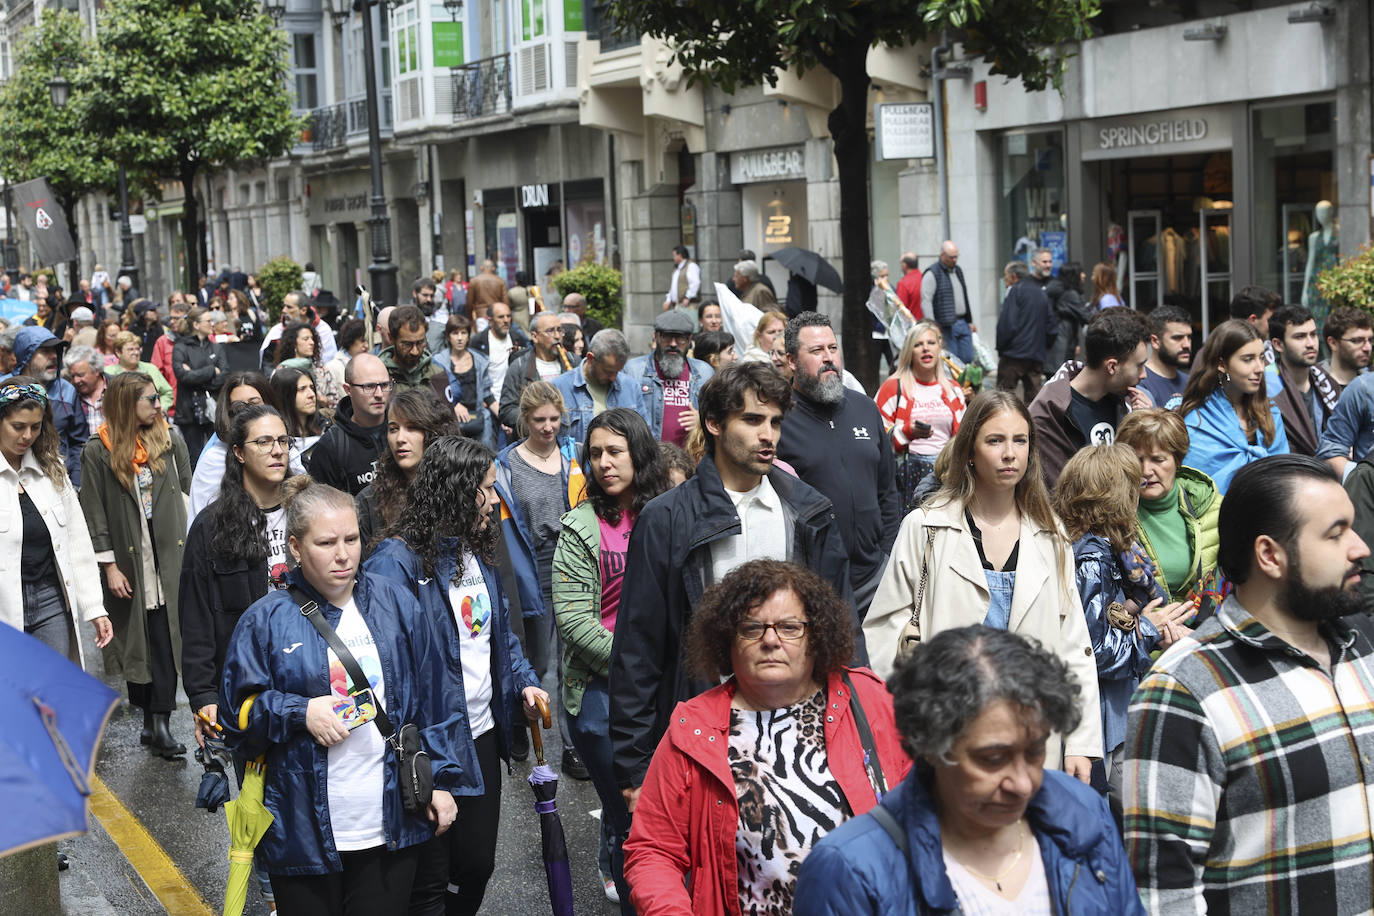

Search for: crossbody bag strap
xmin=867 ymin=802 xmax=909 ymax=857
xmin=910 ymin=527 xmax=935 ymax=628
xmin=289 ymin=586 xmax=395 ymax=741
xmin=841 ymin=670 xmax=888 ymax=799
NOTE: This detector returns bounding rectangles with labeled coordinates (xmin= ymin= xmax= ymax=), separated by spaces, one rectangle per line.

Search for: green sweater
xmin=1139 ymin=480 xmax=1192 ymax=597
xmin=1135 ymin=465 xmax=1221 ymax=601
xmin=550 ymin=501 xmax=611 ymax=716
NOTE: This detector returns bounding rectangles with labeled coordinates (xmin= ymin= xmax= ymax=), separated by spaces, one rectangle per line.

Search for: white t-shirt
xmin=449 ymin=552 xmax=495 ymax=737
xmin=264 ymin=505 xmax=289 ymax=590
xmin=325 ymin=595 xmax=387 ymax=852
xmin=709 ymin=476 xmax=788 ymax=585
xmin=487 ymin=334 xmax=515 ymax=398
xmin=535 ymin=357 xmax=561 ymax=381
xmin=942 ymin=833 xmax=1052 ymax=916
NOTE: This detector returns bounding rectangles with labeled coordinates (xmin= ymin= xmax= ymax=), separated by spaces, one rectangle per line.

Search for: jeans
xmin=23 ymin=578 xmax=70 ymax=656
xmin=409 ymin=729 xmax=502 ymax=916
xmin=567 ymin=678 xmax=635 ymax=914
xmin=271 ymin=844 xmax=419 ymax=916
xmin=943 ymin=319 xmax=975 ymax=364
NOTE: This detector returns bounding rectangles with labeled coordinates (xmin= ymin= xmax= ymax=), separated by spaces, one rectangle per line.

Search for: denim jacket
xmin=622 ymin=353 xmax=713 ymax=440
xmin=551 ymin=362 xmax=646 ymax=447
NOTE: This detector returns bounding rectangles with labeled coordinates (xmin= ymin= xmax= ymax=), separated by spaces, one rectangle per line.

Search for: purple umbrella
xmin=528 ymin=696 xmax=574 ymax=916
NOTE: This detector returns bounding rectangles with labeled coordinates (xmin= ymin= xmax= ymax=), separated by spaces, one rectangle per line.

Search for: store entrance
xmin=1098 ymin=151 xmax=1233 ymax=336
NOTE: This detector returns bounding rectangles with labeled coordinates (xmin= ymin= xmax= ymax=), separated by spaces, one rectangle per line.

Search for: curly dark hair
xmin=387 ymin=436 xmax=497 ymax=578
xmin=275 ymin=321 xmax=323 ymax=369
xmin=583 ymin=407 xmax=669 ymax=525
xmin=369 ymin=388 xmax=460 ymax=545
xmin=209 ymin=404 xmax=291 ymax=564
xmin=685 ymin=560 xmax=854 ymax=682
xmin=889 ymin=626 xmax=1082 ymax=767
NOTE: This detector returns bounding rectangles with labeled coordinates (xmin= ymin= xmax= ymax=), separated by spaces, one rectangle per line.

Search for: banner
xmin=11 ymin=178 xmax=76 ymax=266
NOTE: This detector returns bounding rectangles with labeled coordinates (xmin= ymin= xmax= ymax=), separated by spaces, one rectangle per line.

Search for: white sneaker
xmin=602 ymin=874 xmax=620 ymax=903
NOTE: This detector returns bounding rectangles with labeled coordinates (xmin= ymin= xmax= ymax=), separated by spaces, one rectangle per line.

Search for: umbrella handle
xmin=529 ymin=695 xmax=552 ymax=766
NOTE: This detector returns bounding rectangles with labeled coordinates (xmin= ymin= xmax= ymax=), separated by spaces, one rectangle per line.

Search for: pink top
xmin=597 ymin=511 xmax=635 ymax=632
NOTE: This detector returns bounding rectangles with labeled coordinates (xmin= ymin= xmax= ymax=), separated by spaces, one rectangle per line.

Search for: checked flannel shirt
xmin=1122 ymin=595 xmax=1374 ymax=915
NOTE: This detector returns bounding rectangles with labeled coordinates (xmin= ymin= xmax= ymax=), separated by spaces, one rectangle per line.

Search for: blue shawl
xmin=1182 ymin=388 xmax=1288 ymax=494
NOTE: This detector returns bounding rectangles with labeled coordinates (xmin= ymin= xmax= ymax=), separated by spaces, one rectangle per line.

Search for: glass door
xmin=1127 ymin=209 xmax=1163 ymax=311
xmin=1199 ymin=207 xmax=1232 ymax=338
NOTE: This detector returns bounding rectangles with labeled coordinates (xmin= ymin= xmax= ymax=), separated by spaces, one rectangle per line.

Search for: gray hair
xmin=733 ymin=260 xmax=760 ymax=280
xmin=1033 ymin=247 xmax=1053 ymax=260
xmin=889 ymin=625 xmax=1082 ymax=765
xmin=1005 ymin=261 xmax=1030 ymax=281
xmin=588 ymin=328 xmax=630 ymax=362
xmin=64 ymin=345 xmax=101 ymax=371
xmin=870 ymin=260 xmax=889 ymax=279
xmin=784 ymin=310 xmax=833 ymax=358
xmin=0 ymin=325 xmax=21 ymax=352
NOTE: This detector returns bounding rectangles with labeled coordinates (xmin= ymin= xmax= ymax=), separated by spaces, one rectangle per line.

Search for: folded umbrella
xmin=222 ymin=755 xmax=273 ymax=916
xmin=770 ymin=246 xmax=844 ymax=293
xmin=527 ymin=697 xmax=573 ymax=916
xmin=0 ymin=625 xmax=120 ymax=858
xmin=194 ymin=737 xmax=233 ymax=814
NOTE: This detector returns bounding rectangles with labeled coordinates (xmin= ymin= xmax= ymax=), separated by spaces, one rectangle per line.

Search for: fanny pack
xmin=290 ymin=587 xmax=433 ymax=817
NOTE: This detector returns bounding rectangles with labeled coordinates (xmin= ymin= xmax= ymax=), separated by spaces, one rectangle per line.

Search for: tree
xmin=0 ymin=11 xmax=119 ymax=284
xmin=607 ymin=0 xmax=1099 ymax=388
xmin=79 ymin=0 xmax=304 ymax=291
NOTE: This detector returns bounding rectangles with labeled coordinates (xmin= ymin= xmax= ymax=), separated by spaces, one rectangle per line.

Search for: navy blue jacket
xmin=219 ymin=569 xmax=468 ymax=876
xmin=364 ymin=537 xmax=539 ymax=765
xmin=995 ymin=279 xmax=1057 ymax=363
xmin=794 ymin=768 xmax=1144 ymax=915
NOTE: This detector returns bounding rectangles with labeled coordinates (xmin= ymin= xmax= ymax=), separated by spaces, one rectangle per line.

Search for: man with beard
xmin=1124 ymin=454 xmax=1374 ymax=914
xmin=1140 ymin=305 xmax=1193 ymax=410
xmin=609 ymin=361 xmax=860 ymax=815
xmin=8 ymin=326 xmax=88 ymax=485
xmin=776 ymin=311 xmax=899 ymax=621
xmin=1320 ymin=306 xmax=1372 ymax=394
xmin=623 ymin=310 xmax=713 ymax=446
xmin=1267 ymin=304 xmax=1339 ymax=456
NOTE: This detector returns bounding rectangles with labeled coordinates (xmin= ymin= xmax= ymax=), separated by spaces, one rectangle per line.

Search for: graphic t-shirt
xmin=658 ymin=361 xmax=693 ymax=447
xmin=264 ymin=505 xmax=289 ymax=589
xmin=1140 ymin=366 xmax=1188 ymax=411
xmin=597 ymin=512 xmax=634 ymax=632
xmin=325 ymin=595 xmax=387 ymax=852
xmin=1067 ymin=388 xmax=1119 ymax=447
xmin=449 ymin=552 xmax=494 ymax=737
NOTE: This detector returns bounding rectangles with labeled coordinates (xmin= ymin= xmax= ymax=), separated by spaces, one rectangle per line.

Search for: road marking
xmin=88 ymin=775 xmax=215 ymax=916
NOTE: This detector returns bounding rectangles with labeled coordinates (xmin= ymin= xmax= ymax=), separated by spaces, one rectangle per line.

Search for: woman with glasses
xmin=356 ymin=388 xmax=458 ymax=553
xmin=173 ymin=306 xmax=227 ymax=468
xmin=79 ymin=372 xmax=192 ymax=757
xmin=106 ymin=330 xmax=174 ymax=412
xmin=624 ymin=560 xmax=910 ymax=916
xmin=270 ymin=366 xmax=326 ymax=458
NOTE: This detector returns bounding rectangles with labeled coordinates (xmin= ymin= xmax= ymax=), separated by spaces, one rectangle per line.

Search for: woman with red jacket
xmin=624 ymin=560 xmax=910 ymax=916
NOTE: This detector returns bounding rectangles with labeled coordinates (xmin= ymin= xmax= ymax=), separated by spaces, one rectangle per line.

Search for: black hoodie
xmin=305 ymin=397 xmax=386 ymax=495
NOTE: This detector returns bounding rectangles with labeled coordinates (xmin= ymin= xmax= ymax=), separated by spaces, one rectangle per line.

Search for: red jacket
xmin=151 ymin=333 xmax=177 ymax=419
xmin=624 ymin=667 xmax=911 ymax=916
xmin=896 ymin=268 xmax=923 ymax=319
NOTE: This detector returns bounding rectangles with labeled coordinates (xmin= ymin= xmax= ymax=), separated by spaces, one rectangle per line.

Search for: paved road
xmin=46 ymin=629 xmax=623 ymax=916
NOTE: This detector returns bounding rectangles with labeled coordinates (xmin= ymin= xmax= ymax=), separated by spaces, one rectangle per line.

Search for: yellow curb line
xmin=89 ymin=774 xmax=215 ymax=916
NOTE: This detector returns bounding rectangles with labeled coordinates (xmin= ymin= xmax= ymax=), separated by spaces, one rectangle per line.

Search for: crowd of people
xmin=3 ymin=249 xmax=1374 ymax=916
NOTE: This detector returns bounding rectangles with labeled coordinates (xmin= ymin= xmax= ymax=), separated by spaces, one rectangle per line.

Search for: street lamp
xmin=263 ymin=0 xmax=287 ymax=24
xmin=355 ymin=0 xmax=398 ymax=308
xmin=330 ymin=0 xmax=351 ymax=29
xmin=442 ymin=0 xmax=463 ymax=18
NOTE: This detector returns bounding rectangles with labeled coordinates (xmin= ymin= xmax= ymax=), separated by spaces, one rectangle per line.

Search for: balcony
xmin=347 ymin=93 xmax=393 ymax=136
xmin=451 ymin=54 xmax=512 ymax=120
xmin=309 ymin=104 xmax=348 ymax=152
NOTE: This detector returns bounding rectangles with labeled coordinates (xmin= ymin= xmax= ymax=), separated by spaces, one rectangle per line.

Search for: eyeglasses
xmin=246 ymin=436 xmax=293 ymax=453
xmin=735 ymin=619 xmax=809 ymax=641
xmin=1340 ymin=336 xmax=1373 ymax=347
xmin=349 ymin=380 xmax=394 ymax=394
xmin=137 ymin=395 xmax=160 ymax=405
xmin=396 ymin=339 xmax=427 ymax=353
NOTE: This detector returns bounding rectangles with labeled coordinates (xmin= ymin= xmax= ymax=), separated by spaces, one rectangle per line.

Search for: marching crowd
xmin=2 ymin=250 xmax=1374 ymax=916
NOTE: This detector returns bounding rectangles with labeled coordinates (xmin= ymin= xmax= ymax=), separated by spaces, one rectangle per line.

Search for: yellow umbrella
xmin=223 ymin=696 xmax=274 ymax=916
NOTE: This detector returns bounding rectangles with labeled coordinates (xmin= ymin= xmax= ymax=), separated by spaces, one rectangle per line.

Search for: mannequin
xmin=1302 ymin=200 xmax=1338 ymax=332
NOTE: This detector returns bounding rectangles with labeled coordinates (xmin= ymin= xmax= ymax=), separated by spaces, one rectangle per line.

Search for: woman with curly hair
xmin=624 ymin=559 xmax=910 ymax=916
xmin=364 ymin=436 xmax=548 ymax=916
xmin=552 ymin=407 xmax=669 ymax=905
xmin=354 ymin=387 xmax=458 ymax=552
xmin=275 ymin=319 xmax=343 ymax=412
xmin=269 ymin=366 xmax=326 ymax=452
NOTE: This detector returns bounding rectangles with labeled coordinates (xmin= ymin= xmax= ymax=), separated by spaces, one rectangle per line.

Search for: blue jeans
xmin=23 ymin=578 xmax=70 ymax=656
xmin=944 ymin=319 xmax=975 ymax=364
xmin=567 ymin=678 xmax=635 ymax=914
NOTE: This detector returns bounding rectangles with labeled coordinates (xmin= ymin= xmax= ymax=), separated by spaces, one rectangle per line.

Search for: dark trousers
xmin=409 ymin=729 xmax=502 ymax=916
xmin=568 ymin=678 xmax=635 ymax=914
xmin=271 ymin=844 xmax=420 ymax=916
xmin=996 ymin=355 xmax=1045 ymax=403
xmin=125 ymin=603 xmax=178 ymax=714
xmin=177 ymin=421 xmax=213 ymax=469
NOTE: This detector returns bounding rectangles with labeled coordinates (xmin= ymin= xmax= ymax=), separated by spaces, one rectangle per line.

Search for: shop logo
xmin=1098 ymin=118 xmax=1207 ymax=150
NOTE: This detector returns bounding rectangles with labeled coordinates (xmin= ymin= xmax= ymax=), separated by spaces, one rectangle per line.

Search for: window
xmin=394 ymin=3 xmax=419 ymax=76
xmin=291 ymin=32 xmax=319 ymax=110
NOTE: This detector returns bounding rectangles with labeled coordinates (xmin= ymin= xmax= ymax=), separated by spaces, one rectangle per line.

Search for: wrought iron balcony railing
xmin=308 ymin=104 xmax=348 ymax=152
xmin=451 ymin=54 xmax=512 ymax=120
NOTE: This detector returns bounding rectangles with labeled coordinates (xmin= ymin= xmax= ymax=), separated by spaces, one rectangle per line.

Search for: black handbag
xmin=290 ymin=587 xmax=434 ymax=816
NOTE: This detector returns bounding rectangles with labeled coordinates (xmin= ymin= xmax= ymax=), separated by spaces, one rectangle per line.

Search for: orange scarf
xmin=97 ymin=423 xmax=148 ymax=476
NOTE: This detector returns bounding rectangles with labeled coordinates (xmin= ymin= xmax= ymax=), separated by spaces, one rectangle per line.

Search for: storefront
xmin=732 ymin=144 xmax=809 ymax=291
xmin=480 ymin=176 xmax=608 ymax=286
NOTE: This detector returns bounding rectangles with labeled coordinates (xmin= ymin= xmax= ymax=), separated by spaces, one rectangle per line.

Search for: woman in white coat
xmin=863 ymin=389 xmax=1101 ymax=781
xmin=0 ymin=377 xmax=110 ymax=664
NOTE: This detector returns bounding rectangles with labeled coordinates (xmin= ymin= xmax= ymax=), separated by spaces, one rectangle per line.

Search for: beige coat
xmin=864 ymin=498 xmax=1103 ymax=765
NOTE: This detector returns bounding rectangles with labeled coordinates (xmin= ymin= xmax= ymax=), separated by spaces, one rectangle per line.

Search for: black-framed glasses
xmin=349 ymin=380 xmax=394 ymax=394
xmin=735 ymin=619 xmax=809 ymax=641
xmin=137 ymin=395 xmax=160 ymax=405
xmin=247 ymin=435 xmax=294 ymax=453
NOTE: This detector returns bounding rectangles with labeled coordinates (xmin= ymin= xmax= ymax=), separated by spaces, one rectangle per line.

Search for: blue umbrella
xmin=0 ymin=625 xmax=120 ymax=858
xmin=0 ymin=298 xmax=35 ymax=324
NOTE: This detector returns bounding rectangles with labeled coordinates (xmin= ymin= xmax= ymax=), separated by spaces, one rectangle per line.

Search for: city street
xmin=48 ymin=630 xmax=620 ymax=916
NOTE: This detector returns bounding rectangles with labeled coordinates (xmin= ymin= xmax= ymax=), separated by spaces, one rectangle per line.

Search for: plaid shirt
xmin=1123 ymin=596 xmax=1374 ymax=915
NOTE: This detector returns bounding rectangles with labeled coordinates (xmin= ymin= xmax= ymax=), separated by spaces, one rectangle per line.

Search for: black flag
xmin=11 ymin=178 xmax=76 ymax=266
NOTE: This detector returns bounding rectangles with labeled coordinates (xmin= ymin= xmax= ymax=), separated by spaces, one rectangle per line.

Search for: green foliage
xmin=258 ymin=257 xmax=304 ymax=323
xmin=553 ymin=262 xmax=624 ymax=330
xmin=0 ymin=11 xmax=119 ymax=238
xmin=1316 ymin=245 xmax=1374 ymax=314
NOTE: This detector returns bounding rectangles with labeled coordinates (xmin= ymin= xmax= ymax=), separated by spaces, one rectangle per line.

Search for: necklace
xmin=954 ymin=819 xmax=1025 ymax=892
xmin=521 ymin=440 xmax=558 ymax=462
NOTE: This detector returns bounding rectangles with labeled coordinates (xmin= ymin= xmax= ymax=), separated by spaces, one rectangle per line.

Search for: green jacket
xmin=379 ymin=345 xmax=444 ymax=392
xmin=1136 ymin=465 xmax=1221 ymax=602
xmin=106 ymin=361 xmax=175 ymax=412
xmin=551 ymin=501 xmax=612 ymax=716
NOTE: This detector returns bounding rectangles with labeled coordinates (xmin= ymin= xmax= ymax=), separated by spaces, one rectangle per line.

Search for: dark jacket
xmin=219 ymin=569 xmax=468 ymax=875
xmin=471 ymin=324 xmax=529 ymax=357
xmin=305 ymin=397 xmax=386 ymax=495
xmin=1047 ymin=286 xmax=1091 ymax=372
xmin=995 ymin=279 xmax=1056 ymax=363
xmin=499 ymin=348 xmax=570 ymax=433
xmin=778 ymin=388 xmax=901 ymax=591
xmin=178 ymin=508 xmax=269 ymax=712
xmin=1029 ymin=365 xmax=1130 ymax=488
xmin=922 ymin=261 xmax=969 ymax=328
xmin=608 ymin=455 xmax=858 ymax=790
xmin=793 ymin=769 xmax=1145 ymax=916
xmin=1345 ymin=453 xmax=1374 ymax=608
xmin=171 ymin=334 xmax=226 ymax=425
xmin=1268 ymin=361 xmax=1339 ymax=457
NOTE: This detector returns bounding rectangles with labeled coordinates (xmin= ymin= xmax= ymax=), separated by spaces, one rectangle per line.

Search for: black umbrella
xmin=527 ymin=697 xmax=573 ymax=916
xmin=770 ymin=246 xmax=844 ymax=293
xmin=194 ymin=736 xmax=233 ymax=813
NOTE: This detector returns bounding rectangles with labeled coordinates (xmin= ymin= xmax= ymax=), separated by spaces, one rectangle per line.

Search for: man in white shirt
xmin=663 ymin=244 xmax=701 ymax=313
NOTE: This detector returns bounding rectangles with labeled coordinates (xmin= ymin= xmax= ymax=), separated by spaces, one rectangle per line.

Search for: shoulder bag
xmin=896 ymin=527 xmax=936 ymax=664
xmin=289 ymin=587 xmax=434 ymax=816
xmin=842 ymin=670 xmax=889 ymax=803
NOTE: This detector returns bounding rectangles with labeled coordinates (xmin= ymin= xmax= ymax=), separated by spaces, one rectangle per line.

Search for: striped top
xmin=1122 ymin=595 xmax=1374 ymax=915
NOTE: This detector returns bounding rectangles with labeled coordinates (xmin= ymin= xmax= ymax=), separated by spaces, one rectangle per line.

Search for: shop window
xmin=999 ymin=131 xmax=1066 ymax=273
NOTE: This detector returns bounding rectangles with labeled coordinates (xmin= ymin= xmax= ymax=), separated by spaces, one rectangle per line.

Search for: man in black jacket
xmin=995 ymin=260 xmax=1056 ymax=402
xmin=609 ymin=361 xmax=860 ymax=809
xmin=306 ymin=353 xmax=392 ymax=494
xmin=777 ymin=311 xmax=900 ymax=623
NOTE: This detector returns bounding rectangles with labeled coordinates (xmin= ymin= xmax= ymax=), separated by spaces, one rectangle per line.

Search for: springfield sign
xmin=1081 ymin=106 xmax=1231 ymax=161
xmin=731 ymin=147 xmax=806 ymax=184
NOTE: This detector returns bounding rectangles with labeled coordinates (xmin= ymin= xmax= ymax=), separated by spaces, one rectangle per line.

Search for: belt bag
xmin=290 ymin=587 xmax=434 ymax=817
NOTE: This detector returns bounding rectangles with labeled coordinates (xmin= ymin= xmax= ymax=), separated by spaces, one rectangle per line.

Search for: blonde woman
xmin=875 ymin=320 xmax=966 ymax=512
xmin=864 ymin=389 xmax=1102 ymax=780
xmin=740 ymin=309 xmax=788 ymax=364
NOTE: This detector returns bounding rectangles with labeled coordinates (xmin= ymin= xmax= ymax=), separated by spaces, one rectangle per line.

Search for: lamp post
xmin=355 ymin=0 xmax=398 ymax=308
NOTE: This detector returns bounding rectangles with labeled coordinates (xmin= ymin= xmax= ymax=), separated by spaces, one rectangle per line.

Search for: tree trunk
xmin=180 ymin=164 xmax=203 ymax=291
xmin=826 ymin=52 xmax=877 ymax=393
